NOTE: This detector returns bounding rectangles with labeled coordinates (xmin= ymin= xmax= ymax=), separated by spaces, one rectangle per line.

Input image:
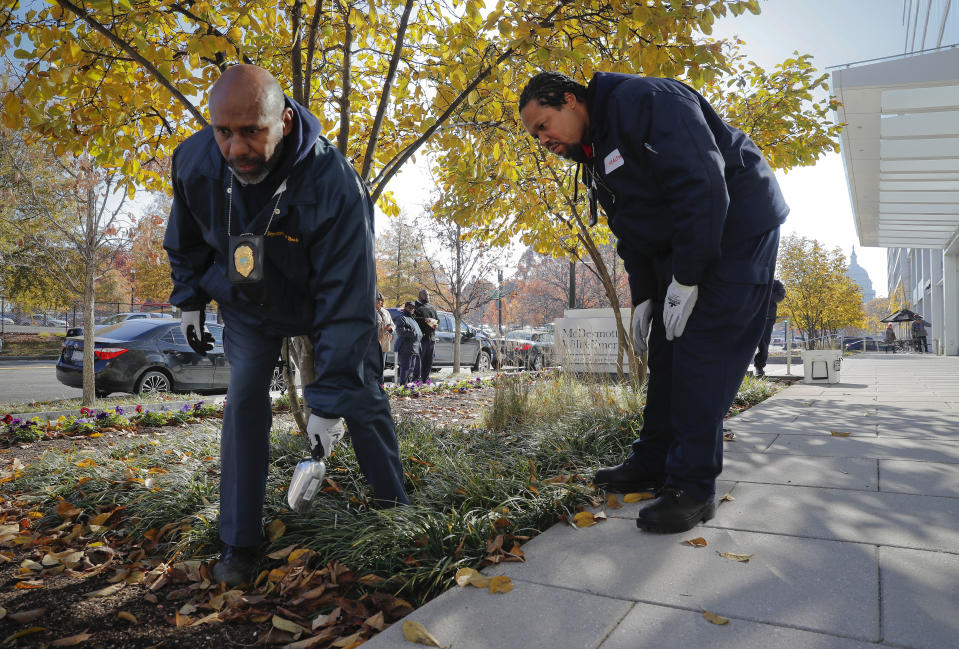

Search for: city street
xmin=0 ymin=360 xmax=82 ymax=404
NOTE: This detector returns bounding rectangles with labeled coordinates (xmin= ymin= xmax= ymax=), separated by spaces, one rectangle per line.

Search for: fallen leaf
xmin=89 ymin=511 xmax=114 ymax=526
xmin=272 ymin=614 xmax=308 ymax=635
xmin=682 ymin=537 xmax=708 ymax=547
xmin=830 ymin=431 xmax=851 ymax=437
xmin=311 ymin=606 xmax=340 ymax=631
xmin=50 ymin=632 xmax=93 ymax=646
xmin=358 ymin=573 xmax=385 ymax=587
xmin=7 ymin=608 xmax=46 ymax=624
xmin=702 ymin=608 xmax=729 ymax=625
xmin=454 ymin=567 xmax=491 ymax=588
xmin=331 ymin=631 xmax=364 ymax=648
xmin=117 ymin=611 xmax=137 ymax=624
xmin=364 ymin=611 xmax=386 ymax=631
xmin=284 ymin=628 xmax=339 ymax=649
xmin=573 ymin=511 xmax=597 ymax=527
xmin=14 ymin=580 xmax=43 ymax=589
xmin=723 ymin=431 xmax=736 ymax=441
xmin=720 ymin=493 xmax=735 ymax=502
xmin=2 ymin=628 xmax=45 ymax=644
xmin=267 ymin=544 xmax=296 ymax=560
xmin=402 ymin=620 xmax=443 ymax=647
xmin=266 ymin=519 xmax=286 ymax=542
xmin=489 ymin=575 xmax=513 ymax=594
xmin=606 ymin=494 xmax=623 ymax=509
xmin=85 ymin=583 xmax=124 ymax=598
xmin=174 ymin=611 xmax=193 ymax=628
xmin=717 ymin=552 xmax=753 ymax=563
xmin=623 ymin=492 xmax=655 ymax=503
xmin=56 ymin=501 xmax=82 ymax=518
xmin=0 ymin=605 xmax=5 ymax=619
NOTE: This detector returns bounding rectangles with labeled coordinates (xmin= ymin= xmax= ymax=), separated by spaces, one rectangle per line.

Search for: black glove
xmin=181 ymin=309 xmax=215 ymax=355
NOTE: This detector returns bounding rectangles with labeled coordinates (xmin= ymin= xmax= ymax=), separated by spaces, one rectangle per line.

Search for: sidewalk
xmin=365 ymin=354 xmax=959 ymax=649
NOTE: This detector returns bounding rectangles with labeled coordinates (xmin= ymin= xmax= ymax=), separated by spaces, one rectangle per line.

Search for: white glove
xmin=631 ymin=300 xmax=653 ymax=355
xmin=306 ymin=415 xmax=346 ymax=460
xmin=181 ymin=309 xmax=214 ymax=355
xmin=663 ymin=277 xmax=698 ymax=341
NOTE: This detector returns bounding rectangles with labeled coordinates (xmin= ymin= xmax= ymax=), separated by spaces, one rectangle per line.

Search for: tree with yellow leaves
xmin=777 ymin=235 xmax=865 ymax=350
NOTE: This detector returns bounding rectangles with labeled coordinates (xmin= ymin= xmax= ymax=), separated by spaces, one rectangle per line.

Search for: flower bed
xmin=0 ymin=400 xmax=221 ymax=445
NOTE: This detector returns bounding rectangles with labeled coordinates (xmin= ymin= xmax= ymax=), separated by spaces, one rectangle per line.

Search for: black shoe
xmin=594 ymin=459 xmax=666 ymax=493
xmin=636 ymin=486 xmax=716 ymax=534
xmin=754 ymin=367 xmax=765 ymax=377
xmin=212 ymin=544 xmax=259 ymax=587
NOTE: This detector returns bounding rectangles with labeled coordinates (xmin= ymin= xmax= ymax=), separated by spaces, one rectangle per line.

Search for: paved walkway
xmin=365 ymin=354 xmax=959 ymax=649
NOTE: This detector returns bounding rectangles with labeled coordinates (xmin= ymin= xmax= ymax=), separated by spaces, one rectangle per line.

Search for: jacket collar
xmin=586 ymin=72 xmax=634 ymax=143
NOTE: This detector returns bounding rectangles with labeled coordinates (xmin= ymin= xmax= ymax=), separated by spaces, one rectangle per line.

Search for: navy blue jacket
xmin=163 ymin=99 xmax=380 ymax=418
xmin=393 ymin=312 xmax=422 ymax=357
xmin=584 ymin=73 xmax=789 ymax=304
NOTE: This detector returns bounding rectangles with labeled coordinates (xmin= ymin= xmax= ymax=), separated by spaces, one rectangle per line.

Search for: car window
xmin=439 ymin=314 xmax=453 ymax=333
xmin=167 ymin=327 xmax=188 ymax=345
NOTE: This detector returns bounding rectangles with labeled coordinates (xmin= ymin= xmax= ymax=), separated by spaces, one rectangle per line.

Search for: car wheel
xmin=95 ymin=390 xmax=110 ymax=398
xmin=136 ymin=370 xmax=172 ymax=395
xmin=474 ymin=351 xmax=491 ymax=372
xmin=270 ymin=366 xmax=288 ymax=392
xmin=528 ymin=354 xmax=543 ymax=371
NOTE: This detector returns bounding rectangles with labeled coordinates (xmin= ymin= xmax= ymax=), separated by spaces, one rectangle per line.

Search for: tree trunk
xmin=81 ymin=186 xmax=97 ymax=406
xmin=452 ymin=225 xmax=462 ymax=374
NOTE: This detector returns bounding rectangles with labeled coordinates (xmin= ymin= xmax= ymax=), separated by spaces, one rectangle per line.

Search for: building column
xmin=932 ymin=252 xmax=945 ymax=354
xmin=944 ymin=250 xmax=959 ymax=357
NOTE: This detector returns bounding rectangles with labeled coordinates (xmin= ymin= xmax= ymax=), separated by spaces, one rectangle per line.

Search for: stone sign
xmin=554 ymin=308 xmax=632 ymax=373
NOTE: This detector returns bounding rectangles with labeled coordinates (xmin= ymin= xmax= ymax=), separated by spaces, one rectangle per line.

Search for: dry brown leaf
xmin=489 ymin=575 xmax=513 ymax=594
xmin=284 ymin=628 xmax=340 ymax=649
xmin=332 ymin=631 xmax=364 ymax=648
xmin=702 ymin=608 xmax=729 ymax=625
xmin=85 ymin=583 xmax=124 ymax=598
xmin=288 ymin=548 xmax=315 ymax=564
xmin=682 ymin=537 xmax=708 ymax=547
xmin=117 ymin=611 xmax=137 ymax=624
xmin=272 ymin=614 xmax=308 ymax=635
xmin=720 ymin=493 xmax=735 ymax=502
xmin=594 ymin=511 xmax=608 ymax=522
xmin=717 ymin=552 xmax=753 ymax=563
xmin=606 ymin=494 xmax=623 ymax=509
xmin=722 ymin=431 xmax=736 ymax=441
xmin=402 ymin=620 xmax=443 ymax=647
xmin=364 ymin=611 xmax=386 ymax=631
xmin=267 ymin=544 xmax=296 ymax=560
xmin=830 ymin=430 xmax=851 ymax=437
xmin=0 ymin=605 xmax=6 ymax=619
xmin=358 ymin=573 xmax=386 ymax=587
xmin=311 ymin=606 xmax=340 ymax=631
xmin=7 ymin=608 xmax=46 ymax=624
xmin=623 ymin=492 xmax=655 ymax=503
xmin=89 ymin=511 xmax=113 ymax=526
xmin=573 ymin=511 xmax=597 ymax=527
xmin=454 ymin=567 xmax=491 ymax=588
xmin=267 ymin=519 xmax=286 ymax=542
xmin=56 ymin=501 xmax=82 ymax=518
xmin=174 ymin=611 xmax=193 ymax=628
xmin=50 ymin=632 xmax=93 ymax=646
xmin=1 ymin=627 xmax=45 ymax=644
xmin=191 ymin=612 xmax=222 ymax=627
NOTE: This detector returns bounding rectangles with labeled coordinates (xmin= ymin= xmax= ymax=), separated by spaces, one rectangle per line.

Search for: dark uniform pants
xmin=418 ymin=338 xmax=435 ymax=382
xmin=629 ymin=228 xmax=779 ymax=502
xmin=754 ymin=309 xmax=777 ymax=369
xmin=220 ymin=317 xmax=409 ymax=547
xmin=397 ymin=351 xmax=420 ymax=385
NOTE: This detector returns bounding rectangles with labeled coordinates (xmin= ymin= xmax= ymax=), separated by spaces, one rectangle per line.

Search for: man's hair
xmin=519 ymin=71 xmax=588 ymax=111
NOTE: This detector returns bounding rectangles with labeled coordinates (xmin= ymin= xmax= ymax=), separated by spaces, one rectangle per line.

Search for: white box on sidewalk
xmin=801 ymin=349 xmax=842 ymax=383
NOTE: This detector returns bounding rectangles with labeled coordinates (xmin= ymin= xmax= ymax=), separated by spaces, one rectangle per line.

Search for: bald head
xmin=208 ymin=65 xmax=293 ymax=184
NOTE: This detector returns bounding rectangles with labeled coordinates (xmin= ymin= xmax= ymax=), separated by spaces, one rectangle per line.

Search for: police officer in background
xmin=754 ymin=279 xmax=786 ymax=377
xmin=519 ymin=71 xmax=788 ymax=534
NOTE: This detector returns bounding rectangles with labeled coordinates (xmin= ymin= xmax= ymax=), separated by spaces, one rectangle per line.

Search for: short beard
xmin=231 ymin=138 xmax=285 ymax=186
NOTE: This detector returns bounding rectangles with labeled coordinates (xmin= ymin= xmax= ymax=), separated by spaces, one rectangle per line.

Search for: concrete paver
xmin=363 ymin=356 xmax=959 ymax=649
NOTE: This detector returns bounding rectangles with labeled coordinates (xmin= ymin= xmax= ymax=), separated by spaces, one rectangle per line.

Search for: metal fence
xmin=0 ymin=297 xmax=184 ymax=332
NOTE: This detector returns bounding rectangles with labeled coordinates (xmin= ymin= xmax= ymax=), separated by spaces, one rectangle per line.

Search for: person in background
xmin=911 ymin=314 xmax=928 ymax=353
xmin=884 ymin=323 xmax=897 ymax=353
xmin=394 ymin=301 xmax=422 ymax=384
xmin=375 ymin=292 xmax=394 ymax=383
xmin=753 ymin=279 xmax=786 ymax=377
xmin=413 ymin=289 xmax=438 ymax=382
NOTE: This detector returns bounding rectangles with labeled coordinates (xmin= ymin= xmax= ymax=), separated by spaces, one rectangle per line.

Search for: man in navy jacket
xmin=519 ymin=71 xmax=787 ymax=534
xmin=164 ymin=65 xmax=408 ymax=585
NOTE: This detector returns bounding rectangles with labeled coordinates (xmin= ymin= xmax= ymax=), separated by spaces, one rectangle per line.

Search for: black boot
xmin=212 ymin=544 xmax=259 ymax=587
xmin=594 ymin=457 xmax=666 ymax=493
xmin=754 ymin=366 xmax=765 ymax=377
xmin=636 ymin=486 xmax=715 ymax=534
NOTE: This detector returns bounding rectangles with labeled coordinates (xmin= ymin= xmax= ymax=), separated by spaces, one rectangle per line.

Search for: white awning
xmin=833 ymin=47 xmax=959 ymax=249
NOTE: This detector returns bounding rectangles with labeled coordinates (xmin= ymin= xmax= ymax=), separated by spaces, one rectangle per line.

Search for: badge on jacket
xmin=604 ymin=149 xmax=624 ymax=174
xmin=229 ymin=234 xmax=265 ymax=284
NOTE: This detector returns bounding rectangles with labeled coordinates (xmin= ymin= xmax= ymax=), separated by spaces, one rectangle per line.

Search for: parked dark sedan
xmin=56 ymin=319 xmax=287 ymax=396
xmin=384 ymin=308 xmax=496 ymax=373
xmin=500 ymin=330 xmax=555 ymax=370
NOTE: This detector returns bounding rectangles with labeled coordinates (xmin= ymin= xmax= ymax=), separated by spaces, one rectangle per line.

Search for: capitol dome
xmin=846 ymin=247 xmax=875 ymax=302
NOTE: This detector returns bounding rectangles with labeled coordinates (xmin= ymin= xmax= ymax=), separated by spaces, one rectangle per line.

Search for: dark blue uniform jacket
xmin=393 ymin=312 xmax=422 ymax=357
xmin=163 ymin=99 xmax=380 ymax=418
xmin=584 ymin=73 xmax=789 ymax=304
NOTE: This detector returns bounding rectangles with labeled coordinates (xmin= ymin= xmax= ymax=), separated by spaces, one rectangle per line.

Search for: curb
xmin=0 ymin=355 xmax=60 ymax=361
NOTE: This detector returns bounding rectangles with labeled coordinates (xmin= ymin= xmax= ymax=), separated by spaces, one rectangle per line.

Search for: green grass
xmin=6 ymin=372 xmax=773 ymax=606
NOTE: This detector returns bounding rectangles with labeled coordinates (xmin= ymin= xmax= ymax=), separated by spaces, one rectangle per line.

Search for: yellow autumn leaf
xmin=702 ymin=608 xmax=730 ymax=625
xmin=272 ymin=614 xmax=308 ymax=635
xmin=489 ymin=575 xmax=513 ymax=594
xmin=117 ymin=611 xmax=138 ymax=624
xmin=624 ymin=492 xmax=655 ymax=503
xmin=573 ymin=511 xmax=597 ymax=527
xmin=717 ymin=552 xmax=753 ymax=563
xmin=402 ymin=620 xmax=443 ymax=647
xmin=266 ymin=518 xmax=286 ymax=542
xmin=830 ymin=430 xmax=851 ymax=437
xmin=454 ymin=567 xmax=491 ymax=588
xmin=606 ymin=494 xmax=623 ymax=509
